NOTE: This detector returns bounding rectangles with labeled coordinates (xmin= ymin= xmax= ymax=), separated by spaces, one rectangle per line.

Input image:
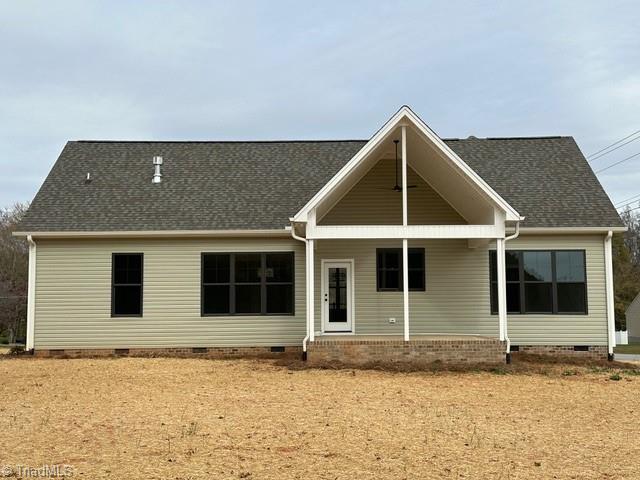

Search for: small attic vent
xmin=152 ymin=156 xmax=163 ymax=184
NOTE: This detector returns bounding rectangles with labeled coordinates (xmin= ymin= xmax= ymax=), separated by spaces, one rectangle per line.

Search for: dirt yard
xmin=0 ymin=357 xmax=639 ymax=479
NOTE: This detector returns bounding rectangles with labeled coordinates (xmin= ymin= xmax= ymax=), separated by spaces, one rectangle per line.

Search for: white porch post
xmin=496 ymin=237 xmax=507 ymax=341
xmin=402 ymin=239 xmax=409 ymax=341
xmin=26 ymin=235 xmax=36 ymax=351
xmin=308 ymin=238 xmax=315 ymax=342
xmin=401 ymin=125 xmax=409 ymax=341
xmin=604 ymin=231 xmax=616 ymax=357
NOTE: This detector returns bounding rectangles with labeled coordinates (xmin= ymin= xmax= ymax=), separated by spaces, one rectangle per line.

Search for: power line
xmin=588 ymin=129 xmax=640 ymax=160
xmin=617 ymin=200 xmax=640 ymax=211
xmin=589 ymin=135 xmax=640 ymax=163
xmin=615 ymin=192 xmax=640 ymax=207
xmin=595 ymin=151 xmax=640 ymax=174
xmin=619 ymin=204 xmax=640 ymax=214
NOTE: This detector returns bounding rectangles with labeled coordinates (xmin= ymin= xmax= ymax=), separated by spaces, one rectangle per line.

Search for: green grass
xmin=0 ymin=336 xmax=7 ymax=345
xmin=614 ymin=343 xmax=640 ymax=354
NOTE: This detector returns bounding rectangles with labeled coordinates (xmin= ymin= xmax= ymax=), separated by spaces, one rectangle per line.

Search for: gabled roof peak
xmin=293 ymin=105 xmax=522 ymax=223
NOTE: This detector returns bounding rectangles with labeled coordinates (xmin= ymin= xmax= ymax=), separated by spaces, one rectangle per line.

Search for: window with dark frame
xmin=489 ymin=250 xmax=587 ymax=315
xmin=201 ymin=252 xmax=294 ymax=316
xmin=376 ymin=248 xmax=425 ymax=291
xmin=112 ymin=253 xmax=143 ymax=317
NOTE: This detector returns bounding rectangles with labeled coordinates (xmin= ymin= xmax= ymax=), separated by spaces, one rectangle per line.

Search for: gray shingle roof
xmin=18 ymin=136 xmax=623 ymax=232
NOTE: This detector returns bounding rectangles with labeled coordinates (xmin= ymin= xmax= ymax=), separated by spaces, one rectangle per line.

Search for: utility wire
xmin=619 ymin=204 xmax=640 ymax=214
xmin=589 ymin=135 xmax=640 ymax=163
xmin=614 ymin=192 xmax=640 ymax=207
xmin=588 ymin=129 xmax=640 ymax=160
xmin=595 ymin=151 xmax=640 ymax=174
xmin=615 ymin=193 xmax=640 ymax=208
xmin=617 ymin=201 xmax=640 ymax=211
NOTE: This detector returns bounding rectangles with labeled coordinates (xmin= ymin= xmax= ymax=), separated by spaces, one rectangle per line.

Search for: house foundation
xmin=510 ymin=345 xmax=608 ymax=360
xmin=307 ymin=335 xmax=506 ymax=366
xmin=33 ymin=346 xmax=302 ymax=359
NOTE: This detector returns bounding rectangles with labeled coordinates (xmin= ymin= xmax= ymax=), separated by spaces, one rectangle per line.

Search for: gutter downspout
xmin=290 ymin=224 xmax=309 ymax=360
xmin=503 ymin=220 xmax=521 ymax=364
xmin=26 ymin=235 xmax=36 ymax=352
xmin=604 ymin=231 xmax=616 ymax=361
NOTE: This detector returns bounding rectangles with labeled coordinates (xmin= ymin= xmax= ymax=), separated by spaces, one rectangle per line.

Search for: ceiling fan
xmin=389 ymin=139 xmax=416 ymax=192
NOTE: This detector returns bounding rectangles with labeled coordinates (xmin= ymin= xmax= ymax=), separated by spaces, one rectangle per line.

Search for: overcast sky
xmin=1 ymin=1 xmax=639 ymax=211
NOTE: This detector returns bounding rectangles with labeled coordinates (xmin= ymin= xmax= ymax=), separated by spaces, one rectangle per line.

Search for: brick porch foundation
xmin=511 ymin=345 xmax=608 ymax=360
xmin=33 ymin=346 xmax=302 ymax=359
xmin=307 ymin=335 xmax=506 ymax=366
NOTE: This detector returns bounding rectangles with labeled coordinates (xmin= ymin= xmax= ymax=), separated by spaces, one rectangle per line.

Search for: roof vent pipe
xmin=152 ymin=156 xmax=163 ymax=184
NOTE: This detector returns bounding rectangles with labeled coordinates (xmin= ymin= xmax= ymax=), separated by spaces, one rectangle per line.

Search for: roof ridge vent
xmin=152 ymin=156 xmax=163 ymax=184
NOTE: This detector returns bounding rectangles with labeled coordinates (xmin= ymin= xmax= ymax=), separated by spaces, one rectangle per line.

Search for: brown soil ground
xmin=0 ymin=356 xmax=639 ymax=479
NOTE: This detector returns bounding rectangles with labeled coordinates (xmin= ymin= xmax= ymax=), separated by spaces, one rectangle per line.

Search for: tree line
xmin=0 ymin=203 xmax=28 ymax=343
xmin=615 ymin=209 xmax=640 ymax=329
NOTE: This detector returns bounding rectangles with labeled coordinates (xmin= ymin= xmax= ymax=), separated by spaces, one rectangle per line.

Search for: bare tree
xmin=620 ymin=208 xmax=640 ymax=267
xmin=0 ymin=203 xmax=29 ymax=343
xmin=614 ymin=208 xmax=640 ymax=330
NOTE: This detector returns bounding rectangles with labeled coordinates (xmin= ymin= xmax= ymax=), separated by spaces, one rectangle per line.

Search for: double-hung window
xmin=376 ymin=248 xmax=425 ymax=291
xmin=202 ymin=252 xmax=294 ymax=315
xmin=112 ymin=253 xmax=143 ymax=316
xmin=490 ymin=250 xmax=587 ymax=314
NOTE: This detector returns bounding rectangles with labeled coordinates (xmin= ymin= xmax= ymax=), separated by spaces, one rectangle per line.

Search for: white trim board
xmin=13 ymin=229 xmax=292 ymax=239
xmin=517 ymin=227 xmax=627 ymax=234
xmin=307 ymin=224 xmax=504 ymax=240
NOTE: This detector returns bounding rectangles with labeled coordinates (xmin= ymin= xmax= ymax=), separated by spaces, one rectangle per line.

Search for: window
xmin=489 ymin=250 xmax=587 ymax=315
xmin=555 ymin=251 xmax=587 ymax=313
xmin=201 ymin=252 xmax=294 ymax=315
xmin=376 ymin=248 xmax=425 ymax=291
xmin=490 ymin=251 xmax=521 ymax=313
xmin=112 ymin=253 xmax=143 ymax=316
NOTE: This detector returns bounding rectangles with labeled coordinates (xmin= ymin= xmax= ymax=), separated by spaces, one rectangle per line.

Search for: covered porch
xmin=303 ymin=236 xmax=511 ymax=365
xmin=291 ymin=107 xmax=521 ymax=365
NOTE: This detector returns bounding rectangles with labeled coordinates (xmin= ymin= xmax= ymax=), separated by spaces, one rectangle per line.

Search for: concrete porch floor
xmin=307 ymin=334 xmax=506 ymax=366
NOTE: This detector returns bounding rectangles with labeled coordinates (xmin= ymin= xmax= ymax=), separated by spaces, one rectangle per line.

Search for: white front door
xmin=322 ymin=261 xmax=353 ymax=333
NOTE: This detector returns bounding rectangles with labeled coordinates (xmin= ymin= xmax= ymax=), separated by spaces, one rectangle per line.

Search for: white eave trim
xmin=292 ymin=105 xmax=521 ymax=222
xmin=12 ymin=229 xmax=292 ymax=239
xmin=307 ymin=224 xmax=505 ymax=240
xmin=518 ymin=226 xmax=628 ymax=234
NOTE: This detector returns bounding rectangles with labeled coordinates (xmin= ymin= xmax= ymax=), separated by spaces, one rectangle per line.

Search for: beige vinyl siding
xmin=319 ymin=158 xmax=466 ymax=225
xmin=33 ymin=234 xmax=609 ymax=349
xmin=34 ymin=238 xmax=305 ymax=349
xmin=498 ymin=235 xmax=608 ymax=345
xmin=314 ymin=235 xmax=608 ymax=345
xmin=314 ymin=239 xmax=497 ymax=337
